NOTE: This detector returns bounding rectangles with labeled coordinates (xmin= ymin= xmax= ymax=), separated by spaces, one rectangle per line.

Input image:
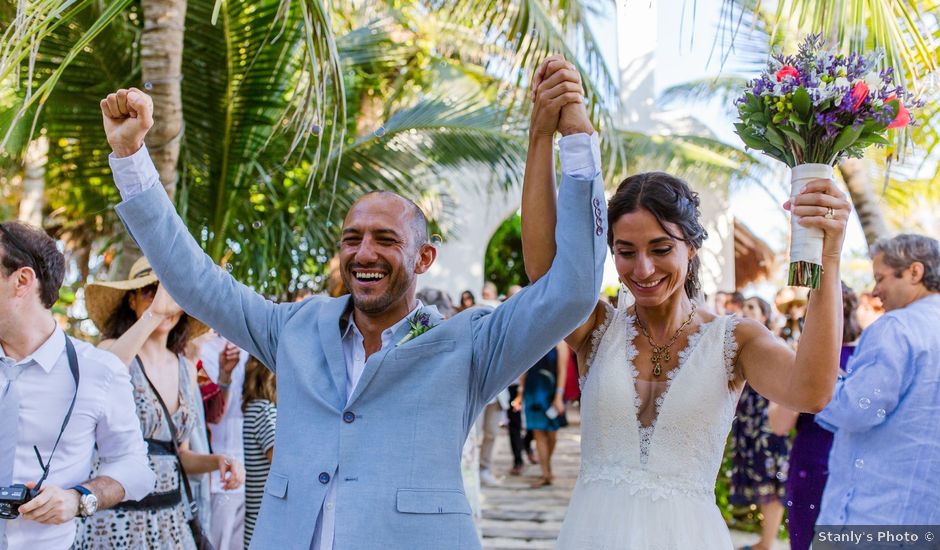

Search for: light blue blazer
xmin=115 ymin=173 xmax=606 ymax=549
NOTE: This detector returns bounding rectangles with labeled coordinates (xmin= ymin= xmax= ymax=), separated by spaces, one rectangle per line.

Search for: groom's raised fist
xmin=101 ymin=88 xmax=154 ymax=158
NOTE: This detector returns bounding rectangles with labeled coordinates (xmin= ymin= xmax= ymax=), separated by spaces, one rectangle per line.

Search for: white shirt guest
xmin=0 ymin=221 xmax=155 ymax=550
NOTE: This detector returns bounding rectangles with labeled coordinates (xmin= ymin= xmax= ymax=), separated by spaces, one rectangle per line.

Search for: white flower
xmin=864 ymin=72 xmax=882 ymax=91
xmin=834 ymin=76 xmax=850 ymax=90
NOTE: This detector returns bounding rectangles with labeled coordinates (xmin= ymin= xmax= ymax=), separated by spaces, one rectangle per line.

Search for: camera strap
xmin=32 ymin=337 xmax=80 ymax=492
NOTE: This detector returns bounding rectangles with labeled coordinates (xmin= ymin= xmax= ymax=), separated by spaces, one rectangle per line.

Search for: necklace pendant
xmin=652 ymin=363 xmax=662 ymax=376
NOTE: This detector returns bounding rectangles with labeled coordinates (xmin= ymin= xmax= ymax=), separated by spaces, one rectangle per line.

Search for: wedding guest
xmin=478 ymin=282 xmax=501 ymax=307
xmin=186 ymin=354 xmax=213 ymax=535
xmin=856 ymin=291 xmax=884 ymax=329
xmin=775 ymin=287 xmax=808 ymax=347
xmin=242 ymin=356 xmax=277 ymax=548
xmin=478 ymin=389 xmax=509 ymax=487
xmin=0 ymin=222 xmax=154 ymax=549
xmin=514 ymin=342 xmax=569 ymax=488
xmin=75 ymin=258 xmax=244 ymax=549
xmin=730 ymin=296 xmax=790 ymax=550
xmin=771 ymin=282 xmax=860 ymax=550
xmin=714 ymin=291 xmax=731 ymax=314
xmin=478 ymin=284 xmax=513 ymax=487
xmin=817 ymin=234 xmax=940 ymax=525
xmin=726 ymin=292 xmax=745 ymax=315
xmin=199 ymin=332 xmax=249 ymax=550
xmin=459 ymin=290 xmax=476 ymax=312
xmin=504 ymin=285 xmax=529 ymax=476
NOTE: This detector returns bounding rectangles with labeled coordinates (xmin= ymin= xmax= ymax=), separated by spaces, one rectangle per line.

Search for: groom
xmin=99 ymin=57 xmax=603 ymax=549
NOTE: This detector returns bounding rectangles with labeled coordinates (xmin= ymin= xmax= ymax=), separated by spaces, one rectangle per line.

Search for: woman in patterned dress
xmin=730 ymin=296 xmax=791 ymax=550
xmin=75 ymin=257 xmax=244 ymax=549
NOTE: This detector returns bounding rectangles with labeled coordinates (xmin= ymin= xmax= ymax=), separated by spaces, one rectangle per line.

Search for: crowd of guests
xmin=717 ymin=237 xmax=939 ymax=550
xmin=2 ymin=216 xmax=938 ymax=549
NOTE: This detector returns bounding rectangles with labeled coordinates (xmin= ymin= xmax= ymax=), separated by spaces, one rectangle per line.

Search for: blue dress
xmin=523 ymin=349 xmax=567 ymax=431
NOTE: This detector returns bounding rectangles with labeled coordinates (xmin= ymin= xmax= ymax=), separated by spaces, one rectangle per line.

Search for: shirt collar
xmin=0 ymin=325 xmax=66 ymax=373
xmin=340 ymin=301 xmax=425 ymax=343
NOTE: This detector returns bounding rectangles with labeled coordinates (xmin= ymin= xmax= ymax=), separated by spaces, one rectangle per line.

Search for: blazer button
xmin=343 ymin=411 xmax=356 ymax=423
xmin=319 ymin=472 xmax=331 ymax=484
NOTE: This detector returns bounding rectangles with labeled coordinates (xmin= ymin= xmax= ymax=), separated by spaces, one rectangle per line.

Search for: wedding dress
xmin=556 ymin=302 xmax=742 ymax=550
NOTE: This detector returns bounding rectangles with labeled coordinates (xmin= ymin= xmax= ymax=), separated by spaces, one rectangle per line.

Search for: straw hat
xmin=774 ymin=286 xmax=810 ymax=315
xmin=85 ymin=257 xmax=208 ymax=338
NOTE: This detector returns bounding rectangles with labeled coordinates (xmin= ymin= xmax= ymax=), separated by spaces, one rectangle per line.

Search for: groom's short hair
xmin=358 ymin=191 xmax=429 ymax=248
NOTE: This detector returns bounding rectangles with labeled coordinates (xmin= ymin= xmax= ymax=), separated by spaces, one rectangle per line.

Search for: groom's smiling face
xmin=339 ymin=193 xmax=435 ymax=315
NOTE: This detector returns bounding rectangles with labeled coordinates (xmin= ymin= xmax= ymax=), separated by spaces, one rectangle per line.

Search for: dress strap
xmin=584 ymin=302 xmax=615 ymax=375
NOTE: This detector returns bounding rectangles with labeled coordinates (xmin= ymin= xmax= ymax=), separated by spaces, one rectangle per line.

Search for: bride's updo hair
xmin=607 ymin=172 xmax=707 ymax=299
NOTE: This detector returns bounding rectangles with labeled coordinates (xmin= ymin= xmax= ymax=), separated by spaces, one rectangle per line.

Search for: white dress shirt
xmin=0 ymin=327 xmax=155 ymax=550
xmin=198 ymin=332 xmax=248 ymax=494
xmin=109 ymin=132 xmax=601 ymax=550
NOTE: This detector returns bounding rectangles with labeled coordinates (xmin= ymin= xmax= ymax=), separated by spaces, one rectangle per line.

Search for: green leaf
xmin=831 ymin=125 xmax=865 ymax=155
xmin=792 ymin=87 xmax=811 ymax=120
xmin=765 ymin=125 xmax=787 ymax=150
xmin=778 ymin=125 xmax=807 ymax=148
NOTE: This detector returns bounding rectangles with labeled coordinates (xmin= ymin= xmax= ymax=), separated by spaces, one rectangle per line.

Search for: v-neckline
xmin=139 ymin=356 xmax=185 ymax=417
xmin=625 ymin=315 xmax=718 ymax=464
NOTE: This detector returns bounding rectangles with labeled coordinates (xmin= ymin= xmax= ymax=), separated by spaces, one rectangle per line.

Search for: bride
xmin=523 ymin=57 xmax=851 ymax=549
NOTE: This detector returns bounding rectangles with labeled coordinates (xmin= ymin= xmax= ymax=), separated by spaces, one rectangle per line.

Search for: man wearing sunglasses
xmin=0 ymin=222 xmax=155 ymax=550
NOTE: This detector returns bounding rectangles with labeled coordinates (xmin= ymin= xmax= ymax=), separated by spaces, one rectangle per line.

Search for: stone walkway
xmin=479 ymin=407 xmax=788 ymax=549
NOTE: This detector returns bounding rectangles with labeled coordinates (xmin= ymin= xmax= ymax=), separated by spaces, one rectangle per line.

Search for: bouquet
xmin=734 ymin=35 xmax=919 ymax=288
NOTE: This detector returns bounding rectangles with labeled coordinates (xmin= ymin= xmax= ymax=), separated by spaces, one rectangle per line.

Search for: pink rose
xmin=850 ymin=81 xmax=869 ymax=111
xmin=885 ymin=95 xmax=911 ymax=129
xmin=775 ymin=66 xmax=799 ymax=82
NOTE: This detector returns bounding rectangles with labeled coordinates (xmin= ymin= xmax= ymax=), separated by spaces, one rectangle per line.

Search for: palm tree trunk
xmin=140 ymin=0 xmax=187 ymax=200
xmin=838 ymin=157 xmax=890 ymax=249
xmin=17 ymin=137 xmax=47 ymax=227
xmin=108 ymin=0 xmax=187 ymax=278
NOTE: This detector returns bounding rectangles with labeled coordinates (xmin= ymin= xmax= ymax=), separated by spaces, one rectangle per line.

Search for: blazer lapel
xmin=346 ymin=305 xmax=443 ymax=407
xmin=317 ymin=295 xmax=352 ymax=407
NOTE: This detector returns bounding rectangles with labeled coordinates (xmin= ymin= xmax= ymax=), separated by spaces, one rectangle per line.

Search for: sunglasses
xmin=135 ymin=283 xmax=159 ymax=299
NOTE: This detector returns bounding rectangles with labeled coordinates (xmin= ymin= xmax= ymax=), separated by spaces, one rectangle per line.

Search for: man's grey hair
xmin=871 ymin=233 xmax=940 ymax=292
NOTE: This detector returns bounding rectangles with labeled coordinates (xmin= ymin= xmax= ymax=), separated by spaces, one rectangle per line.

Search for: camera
xmin=0 ymin=484 xmax=35 ymax=520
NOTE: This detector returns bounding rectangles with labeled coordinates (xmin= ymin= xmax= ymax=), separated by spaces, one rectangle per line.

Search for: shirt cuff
xmin=558 ymin=132 xmax=601 ymax=180
xmin=109 ymin=145 xmax=161 ymax=202
xmin=97 ymin=454 xmax=157 ymax=501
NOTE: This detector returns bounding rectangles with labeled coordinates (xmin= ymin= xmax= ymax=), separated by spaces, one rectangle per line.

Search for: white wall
xmin=417 ymin=167 xmax=521 ymax=300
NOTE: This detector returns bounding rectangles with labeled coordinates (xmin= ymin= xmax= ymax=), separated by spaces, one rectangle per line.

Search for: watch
xmin=71 ymin=485 xmax=98 ymax=517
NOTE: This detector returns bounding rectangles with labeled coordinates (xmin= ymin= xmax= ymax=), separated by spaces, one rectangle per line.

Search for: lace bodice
xmin=578 ymin=303 xmax=741 ymax=500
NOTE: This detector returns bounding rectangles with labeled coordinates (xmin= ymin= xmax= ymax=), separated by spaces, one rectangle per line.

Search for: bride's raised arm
xmin=521 ymin=56 xmax=605 ymax=359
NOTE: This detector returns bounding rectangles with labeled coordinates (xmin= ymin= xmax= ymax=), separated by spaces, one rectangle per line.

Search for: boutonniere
xmin=397 ymin=311 xmax=438 ymax=346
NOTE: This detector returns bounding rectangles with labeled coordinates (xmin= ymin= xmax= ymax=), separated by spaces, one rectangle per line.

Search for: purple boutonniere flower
xmin=397 ymin=311 xmax=437 ymax=346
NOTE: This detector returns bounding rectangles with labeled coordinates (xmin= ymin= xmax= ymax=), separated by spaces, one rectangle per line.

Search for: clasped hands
xmin=529 ymin=55 xmax=594 ymax=139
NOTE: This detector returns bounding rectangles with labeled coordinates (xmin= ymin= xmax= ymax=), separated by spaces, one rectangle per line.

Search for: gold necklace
xmin=635 ymin=303 xmax=697 ymax=376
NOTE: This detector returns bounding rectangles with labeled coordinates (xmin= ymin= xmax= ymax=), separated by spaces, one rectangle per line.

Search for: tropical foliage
xmin=1 ymin=0 xmax=761 ymax=303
